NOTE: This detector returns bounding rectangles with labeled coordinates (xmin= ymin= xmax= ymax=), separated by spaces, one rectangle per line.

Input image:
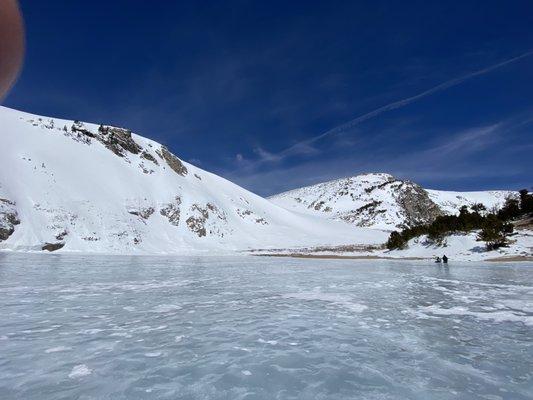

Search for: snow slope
xmin=0 ymin=106 xmax=387 ymax=254
xmin=270 ymin=174 xmax=512 ymax=230
xmin=384 ymin=231 xmax=533 ymax=261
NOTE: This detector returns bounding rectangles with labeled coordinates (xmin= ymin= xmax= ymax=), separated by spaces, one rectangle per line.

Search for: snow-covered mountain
xmin=0 ymin=106 xmax=388 ymax=254
xmin=269 ymin=174 xmax=512 ymax=231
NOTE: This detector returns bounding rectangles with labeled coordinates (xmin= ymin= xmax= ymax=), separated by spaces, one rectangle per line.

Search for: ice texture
xmin=0 ymin=253 xmax=532 ymax=399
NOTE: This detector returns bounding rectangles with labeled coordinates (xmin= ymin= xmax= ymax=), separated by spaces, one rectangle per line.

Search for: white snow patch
xmin=151 ymin=304 xmax=182 ymax=313
xmin=144 ymin=351 xmax=163 ymax=357
xmin=258 ymin=338 xmax=278 ymax=345
xmin=45 ymin=346 xmax=72 ymax=353
xmin=68 ymin=364 xmax=92 ymax=379
xmin=418 ymin=305 xmax=533 ymax=326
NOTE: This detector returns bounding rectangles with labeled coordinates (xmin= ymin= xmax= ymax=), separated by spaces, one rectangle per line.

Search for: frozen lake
xmin=0 ymin=254 xmax=531 ymax=399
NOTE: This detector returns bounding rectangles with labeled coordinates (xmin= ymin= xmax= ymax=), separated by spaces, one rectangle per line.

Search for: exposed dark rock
xmin=0 ymin=226 xmax=14 ymax=241
xmin=156 ymin=146 xmax=188 ymax=176
xmin=42 ymin=242 xmax=65 ymax=252
xmin=129 ymin=207 xmax=155 ymax=220
xmin=396 ymin=182 xmax=442 ymax=228
xmin=237 ymin=209 xmax=252 ymax=218
xmin=140 ymin=151 xmax=159 ymax=165
xmin=71 ymin=122 xmax=96 ymax=138
xmin=186 ymin=216 xmax=207 ymax=237
xmin=160 ymin=197 xmax=182 ymax=226
xmin=98 ymin=125 xmax=142 ymax=156
xmin=139 ymin=164 xmax=154 ymax=174
xmin=340 ymin=201 xmax=385 ymax=226
xmin=185 ymin=203 xmax=227 ymax=237
xmin=309 ymin=200 xmax=327 ymax=211
xmin=55 ymin=230 xmax=68 ymax=240
xmin=364 ymin=176 xmax=398 ymax=193
xmin=0 ymin=198 xmax=20 ymax=242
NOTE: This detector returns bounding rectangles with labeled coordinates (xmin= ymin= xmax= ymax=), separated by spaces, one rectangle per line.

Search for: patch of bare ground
xmin=254 ymin=253 xmax=425 ymax=260
xmin=248 ymin=244 xmax=384 ymax=254
xmin=513 ymin=215 xmax=533 ymax=230
xmin=486 ymin=255 xmax=533 ymax=262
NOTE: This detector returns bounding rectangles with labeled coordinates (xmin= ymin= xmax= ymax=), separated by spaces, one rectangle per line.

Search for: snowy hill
xmin=269 ymin=174 xmax=512 ymax=230
xmin=0 ymin=106 xmax=387 ymax=254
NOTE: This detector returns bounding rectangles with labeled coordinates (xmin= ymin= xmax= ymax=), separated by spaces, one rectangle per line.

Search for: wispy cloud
xmin=240 ymin=50 xmax=533 ymax=170
xmin=253 ymin=147 xmax=282 ymax=163
xmin=226 ymin=115 xmax=531 ymax=196
xmin=422 ymin=124 xmax=502 ymax=157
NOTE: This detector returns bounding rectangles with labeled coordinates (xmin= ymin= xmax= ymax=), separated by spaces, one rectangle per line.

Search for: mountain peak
xmin=270 ymin=174 xmax=511 ymax=230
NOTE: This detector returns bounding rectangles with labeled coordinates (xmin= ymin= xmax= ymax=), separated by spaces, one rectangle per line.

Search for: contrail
xmin=257 ymin=50 xmax=533 ymax=165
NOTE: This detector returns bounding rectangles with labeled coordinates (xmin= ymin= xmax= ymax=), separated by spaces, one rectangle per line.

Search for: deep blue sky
xmin=5 ymin=0 xmax=533 ymax=195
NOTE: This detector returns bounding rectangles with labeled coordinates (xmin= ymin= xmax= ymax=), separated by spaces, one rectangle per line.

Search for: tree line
xmin=386 ymin=189 xmax=532 ymax=251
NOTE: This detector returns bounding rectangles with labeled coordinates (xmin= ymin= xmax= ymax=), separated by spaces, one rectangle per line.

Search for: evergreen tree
xmin=386 ymin=231 xmax=407 ymax=250
xmin=470 ymin=203 xmax=486 ymax=214
xmin=477 ymin=216 xmax=513 ymax=250
xmin=498 ymin=197 xmax=520 ymax=220
xmin=385 ymin=189 xmax=529 ymax=252
xmin=518 ymin=189 xmax=533 ymax=214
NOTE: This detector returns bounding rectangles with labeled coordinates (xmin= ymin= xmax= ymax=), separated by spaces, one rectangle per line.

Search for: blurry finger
xmin=0 ymin=0 xmax=24 ymax=100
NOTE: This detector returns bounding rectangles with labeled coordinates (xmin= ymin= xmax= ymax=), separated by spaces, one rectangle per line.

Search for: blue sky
xmin=5 ymin=0 xmax=533 ymax=196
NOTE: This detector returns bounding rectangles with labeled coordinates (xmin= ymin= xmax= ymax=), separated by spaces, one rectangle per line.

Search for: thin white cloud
xmin=226 ymin=117 xmax=530 ymax=196
xmin=253 ymin=147 xmax=282 ymax=163
xmin=423 ymin=124 xmax=502 ymax=156
xmin=243 ymin=50 xmax=533 ymax=169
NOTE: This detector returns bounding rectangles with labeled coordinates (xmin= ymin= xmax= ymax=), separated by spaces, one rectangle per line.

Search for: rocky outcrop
xmin=67 ymin=121 xmax=144 ymax=158
xmin=140 ymin=151 xmax=159 ymax=165
xmin=269 ymin=173 xmax=448 ymax=230
xmin=396 ymin=182 xmax=442 ymax=228
xmin=157 ymin=146 xmax=188 ymax=176
xmin=0 ymin=198 xmax=20 ymax=242
xmin=128 ymin=207 xmax=155 ymax=220
xmin=236 ymin=208 xmax=269 ymax=225
xmin=186 ymin=203 xmax=227 ymax=237
xmin=340 ymin=200 xmax=385 ymax=226
xmin=71 ymin=120 xmax=96 ymax=138
xmin=98 ymin=125 xmax=142 ymax=157
xmin=42 ymin=242 xmax=65 ymax=252
xmin=160 ymin=197 xmax=182 ymax=226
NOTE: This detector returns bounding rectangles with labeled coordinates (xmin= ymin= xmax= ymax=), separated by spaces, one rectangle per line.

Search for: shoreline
xmin=255 ymin=254 xmax=426 ymax=260
xmin=254 ymin=253 xmax=533 ymax=262
xmin=485 ymin=255 xmax=533 ymax=262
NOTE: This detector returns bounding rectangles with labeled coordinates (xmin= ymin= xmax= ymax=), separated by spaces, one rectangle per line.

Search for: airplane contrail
xmin=253 ymin=50 xmax=533 ymax=166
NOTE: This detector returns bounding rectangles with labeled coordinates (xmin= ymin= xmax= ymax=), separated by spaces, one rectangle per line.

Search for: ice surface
xmin=0 ymin=253 xmax=532 ymax=399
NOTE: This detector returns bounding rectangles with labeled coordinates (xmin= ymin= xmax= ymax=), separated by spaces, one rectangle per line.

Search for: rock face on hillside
xmin=27 ymin=116 xmax=186 ymax=178
xmin=0 ymin=199 xmax=19 ymax=241
xmin=157 ymin=146 xmax=188 ymax=176
xmin=270 ymin=173 xmax=511 ymax=230
xmin=396 ymin=181 xmax=442 ymax=227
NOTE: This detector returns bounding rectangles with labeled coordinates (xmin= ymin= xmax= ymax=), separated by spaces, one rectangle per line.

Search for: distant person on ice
xmin=442 ymin=255 xmax=448 ymax=263
xmin=435 ymin=257 xmax=441 ymax=263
